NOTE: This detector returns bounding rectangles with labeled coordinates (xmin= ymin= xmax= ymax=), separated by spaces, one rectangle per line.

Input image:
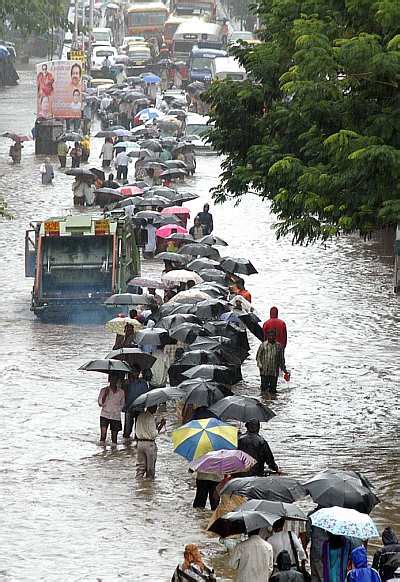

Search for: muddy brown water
xmin=0 ymin=69 xmax=399 ymax=581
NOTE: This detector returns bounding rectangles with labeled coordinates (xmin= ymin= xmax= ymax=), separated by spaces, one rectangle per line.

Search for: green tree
xmin=205 ymin=0 xmax=400 ymax=243
xmin=0 ymin=0 xmax=68 ymax=36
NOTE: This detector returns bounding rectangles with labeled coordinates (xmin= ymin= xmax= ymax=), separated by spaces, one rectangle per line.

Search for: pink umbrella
xmin=118 ymin=185 xmax=144 ymax=197
xmin=161 ymin=206 xmax=191 ymax=217
xmin=189 ymin=449 xmax=256 ymax=475
xmin=156 ymin=224 xmax=188 ymax=239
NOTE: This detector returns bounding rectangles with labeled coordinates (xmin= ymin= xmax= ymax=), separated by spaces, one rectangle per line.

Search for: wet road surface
xmin=0 ymin=69 xmax=399 ymax=581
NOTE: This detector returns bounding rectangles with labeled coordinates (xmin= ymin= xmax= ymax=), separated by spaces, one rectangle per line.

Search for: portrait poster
xmin=37 ymin=60 xmax=82 ymax=119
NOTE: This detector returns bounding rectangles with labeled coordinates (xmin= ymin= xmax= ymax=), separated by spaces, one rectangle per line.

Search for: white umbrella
xmin=310 ymin=506 xmax=379 ymax=539
xmin=105 ymin=317 xmax=143 ymax=335
xmin=169 ymin=290 xmax=210 ymax=304
xmin=162 ymin=269 xmax=203 ymax=285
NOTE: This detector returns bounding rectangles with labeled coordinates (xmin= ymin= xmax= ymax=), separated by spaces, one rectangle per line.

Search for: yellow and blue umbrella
xmin=172 ymin=418 xmax=238 ymax=462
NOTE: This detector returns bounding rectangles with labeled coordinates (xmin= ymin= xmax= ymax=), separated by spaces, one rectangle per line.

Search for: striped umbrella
xmin=172 ymin=418 xmax=238 ymax=462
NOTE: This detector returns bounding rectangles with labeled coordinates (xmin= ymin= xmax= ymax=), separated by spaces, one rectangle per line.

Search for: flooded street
xmin=0 ymin=69 xmax=399 ymax=581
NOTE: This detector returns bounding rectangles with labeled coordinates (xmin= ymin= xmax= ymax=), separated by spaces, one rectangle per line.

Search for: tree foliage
xmin=205 ymin=0 xmax=400 ymax=243
xmin=0 ymin=0 xmax=69 ymax=36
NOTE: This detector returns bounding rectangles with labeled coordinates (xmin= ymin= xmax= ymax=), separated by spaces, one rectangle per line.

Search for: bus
xmin=173 ymin=20 xmax=223 ymax=61
xmin=171 ymin=0 xmax=216 ymax=21
xmin=126 ymin=3 xmax=169 ymax=40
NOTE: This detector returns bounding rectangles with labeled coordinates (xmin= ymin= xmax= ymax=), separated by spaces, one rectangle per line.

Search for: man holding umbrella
xmin=238 ymin=419 xmax=280 ymax=477
xmin=122 ymin=365 xmax=151 ymax=443
xmin=135 ymin=405 xmax=166 ymax=480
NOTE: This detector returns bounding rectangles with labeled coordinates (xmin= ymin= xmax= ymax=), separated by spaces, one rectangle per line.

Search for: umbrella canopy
xmin=130 ymin=386 xmax=184 ymax=410
xmin=113 ymin=128 xmax=132 ymax=138
xmin=142 ymin=73 xmax=161 ymax=84
xmin=79 ymin=358 xmax=132 ymax=374
xmin=104 ymin=293 xmax=155 ymax=306
xmin=198 ymin=269 xmax=229 ymax=285
xmin=220 ymin=257 xmax=258 ymax=275
xmin=180 ymin=244 xmax=220 ymax=260
xmin=161 ymin=206 xmax=191 ymax=217
xmin=310 ymin=506 xmax=379 ymax=539
xmin=154 ymin=215 xmax=183 ymax=227
xmin=241 ymin=499 xmax=308 ymax=521
xmin=128 ymin=277 xmax=165 ymax=289
xmin=304 ymin=470 xmax=380 ymax=514
xmin=169 ymin=232 xmax=194 ymax=242
xmin=157 ymin=302 xmax=196 ymax=318
xmin=66 ymin=168 xmax=96 ymax=179
xmin=118 ymin=185 xmax=143 ymax=196
xmin=172 ymin=417 xmax=238 ymax=461
xmin=135 ymin=210 xmax=161 ymax=220
xmin=194 ymin=298 xmax=229 ymax=320
xmin=135 ymin=327 xmax=169 ymax=346
xmin=210 ymin=396 xmax=276 ymax=423
xmin=159 ymin=168 xmax=187 ymax=180
xmin=134 ymin=107 xmax=162 ymax=123
xmin=187 ymin=258 xmax=221 ymax=272
xmin=169 ymin=323 xmax=207 ymax=343
xmin=158 ymin=314 xmax=200 ymax=330
xmin=183 ymin=364 xmax=237 ymax=385
xmin=190 ymin=450 xmax=256 ymax=475
xmin=172 ymin=191 xmax=200 ymax=204
xmin=105 ymin=348 xmax=156 ymax=370
xmin=135 ymin=196 xmax=170 ymax=208
xmin=140 ymin=139 xmax=163 ymax=152
xmin=170 ymin=290 xmax=210 ymax=304
xmin=177 ymin=349 xmax=222 ymax=366
xmin=200 ymin=234 xmax=228 ymax=247
xmin=156 ymin=251 xmax=188 ymax=264
xmin=56 ymin=132 xmax=81 ymax=142
xmin=221 ymin=476 xmax=308 ymax=502
xmin=238 ymin=312 xmax=265 ymax=341
xmin=156 ymin=225 xmax=188 ymax=239
xmin=208 ymin=510 xmax=279 ymax=538
xmin=162 ymin=270 xmax=203 ymax=285
xmin=178 ymin=379 xmax=231 ymax=407
xmin=104 ymin=316 xmax=143 ymax=335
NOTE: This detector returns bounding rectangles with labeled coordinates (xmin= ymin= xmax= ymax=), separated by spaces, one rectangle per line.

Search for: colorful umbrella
xmin=118 ymin=185 xmax=143 ymax=196
xmin=190 ymin=449 xmax=256 ymax=475
xmin=161 ymin=206 xmax=191 ymax=217
xmin=172 ymin=417 xmax=238 ymax=461
xmin=310 ymin=506 xmax=379 ymax=539
xmin=134 ymin=108 xmax=163 ymax=123
xmin=104 ymin=316 xmax=143 ymax=335
xmin=156 ymin=224 xmax=188 ymax=239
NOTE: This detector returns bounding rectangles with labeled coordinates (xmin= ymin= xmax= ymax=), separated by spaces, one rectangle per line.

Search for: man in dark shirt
xmin=123 ymin=365 xmax=151 ymax=441
xmin=238 ymin=419 xmax=280 ymax=476
xmin=196 ymin=203 xmax=213 ymax=235
xmin=372 ymin=527 xmax=400 ymax=582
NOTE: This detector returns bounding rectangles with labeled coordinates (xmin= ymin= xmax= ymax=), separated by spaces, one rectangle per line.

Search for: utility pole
xmin=81 ymin=0 xmax=86 ymax=51
xmin=74 ymin=0 xmax=79 ymax=46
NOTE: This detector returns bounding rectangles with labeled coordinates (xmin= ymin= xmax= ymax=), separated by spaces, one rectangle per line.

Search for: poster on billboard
xmin=36 ymin=60 xmax=82 ymax=119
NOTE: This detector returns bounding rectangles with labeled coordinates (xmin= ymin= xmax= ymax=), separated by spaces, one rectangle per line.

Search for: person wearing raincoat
xmin=80 ymin=135 xmax=90 ymax=163
xmin=347 ymin=547 xmax=381 ymax=582
xmin=372 ymin=528 xmax=400 ymax=582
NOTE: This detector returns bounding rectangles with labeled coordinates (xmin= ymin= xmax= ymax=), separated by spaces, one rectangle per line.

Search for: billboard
xmin=36 ymin=60 xmax=82 ymax=119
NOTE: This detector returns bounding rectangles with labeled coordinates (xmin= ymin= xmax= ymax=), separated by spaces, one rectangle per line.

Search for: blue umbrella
xmin=142 ymin=73 xmax=161 ymax=84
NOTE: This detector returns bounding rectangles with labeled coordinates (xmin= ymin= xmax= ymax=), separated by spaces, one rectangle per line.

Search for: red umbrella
xmin=2 ymin=132 xmax=33 ymax=142
xmin=156 ymin=224 xmax=188 ymax=238
xmin=118 ymin=185 xmax=144 ymax=197
xmin=161 ymin=206 xmax=191 ymax=217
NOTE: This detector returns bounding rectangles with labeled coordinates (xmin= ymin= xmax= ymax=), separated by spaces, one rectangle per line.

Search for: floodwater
xmin=0 ymin=69 xmax=399 ymax=582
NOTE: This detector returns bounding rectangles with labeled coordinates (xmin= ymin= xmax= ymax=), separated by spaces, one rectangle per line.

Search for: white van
xmin=92 ymin=27 xmax=113 ymax=46
xmin=211 ymin=56 xmax=247 ymax=81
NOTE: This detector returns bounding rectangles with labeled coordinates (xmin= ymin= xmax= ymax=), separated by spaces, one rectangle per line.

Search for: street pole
xmin=88 ymin=0 xmax=94 ymax=58
xmin=74 ymin=0 xmax=79 ymax=46
xmin=81 ymin=0 xmax=86 ymax=51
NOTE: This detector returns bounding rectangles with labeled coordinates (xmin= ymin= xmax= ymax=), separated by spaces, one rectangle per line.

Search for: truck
xmin=25 ymin=213 xmax=141 ymax=323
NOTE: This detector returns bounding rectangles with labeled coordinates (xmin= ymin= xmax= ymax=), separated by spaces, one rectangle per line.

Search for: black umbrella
xmin=148 ymin=186 xmax=177 ymax=197
xmin=135 ymin=196 xmax=170 ymax=208
xmin=79 ymin=359 xmax=132 ymax=373
xmin=135 ymin=210 xmax=162 ymax=220
xmin=187 ymin=258 xmax=221 ymax=272
xmin=208 ymin=510 xmax=280 ymax=538
xmin=199 ymin=269 xmax=229 ymax=285
xmin=66 ymin=168 xmax=96 ymax=179
xmin=194 ymin=283 xmax=229 ymax=296
xmin=58 ymin=131 xmax=82 ymax=142
xmin=169 ymin=323 xmax=208 ymax=344
xmin=89 ymin=167 xmax=105 ymax=181
xmin=143 ymin=161 xmax=167 ymax=170
xmin=105 ymin=348 xmax=156 ymax=370
xmin=209 ymin=396 xmax=276 ymax=423
xmin=171 ymin=191 xmax=200 ymax=204
xmin=159 ymin=168 xmax=187 ymax=179
xmin=177 ymin=378 xmax=232 ymax=407
xmin=183 ymin=364 xmax=237 ymax=385
xmin=194 ymin=298 xmax=229 ymax=320
xmin=129 ymin=386 xmax=184 ymax=410
xmin=303 ymin=470 xmax=380 ymax=514
xmin=95 ymin=188 xmax=124 ymax=207
xmin=156 ymin=252 xmax=188 ymax=264
xmin=187 ymin=81 xmax=206 ymax=93
xmin=200 ymin=234 xmax=228 ymax=247
xmin=153 ymin=215 xmax=183 ymax=227
xmin=180 ymin=244 xmax=220 ymax=260
xmin=135 ymin=328 xmax=169 ymax=346
xmin=220 ymin=257 xmax=258 ymax=275
xmin=241 ymin=499 xmax=308 ymax=521
xmin=128 ymin=277 xmax=165 ymax=290
xmin=190 ymin=336 xmax=235 ymax=350
xmin=163 ymin=160 xmax=188 ymax=170
xmin=221 ymin=476 xmax=308 ymax=502
xmin=167 ymin=233 xmax=193 ymax=243
xmin=157 ymin=302 xmax=196 ymax=318
xmin=177 ymin=349 xmax=222 ymax=366
xmin=116 ymin=196 xmax=146 ymax=209
xmin=95 ymin=130 xmax=115 ymax=138
xmin=238 ymin=312 xmax=265 ymax=341
xmin=158 ymin=314 xmax=200 ymax=330
xmin=140 ymin=139 xmax=163 ymax=152
xmin=104 ymin=293 xmax=155 ymax=306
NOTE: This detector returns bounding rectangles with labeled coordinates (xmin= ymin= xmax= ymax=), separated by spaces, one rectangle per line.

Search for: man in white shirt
xmin=115 ymin=148 xmax=130 ymax=181
xmin=268 ymin=518 xmax=307 ymax=568
xmin=100 ymin=138 xmax=114 ymax=168
xmin=135 ymin=405 xmax=165 ymax=480
xmin=230 ymin=530 xmax=274 ymax=582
